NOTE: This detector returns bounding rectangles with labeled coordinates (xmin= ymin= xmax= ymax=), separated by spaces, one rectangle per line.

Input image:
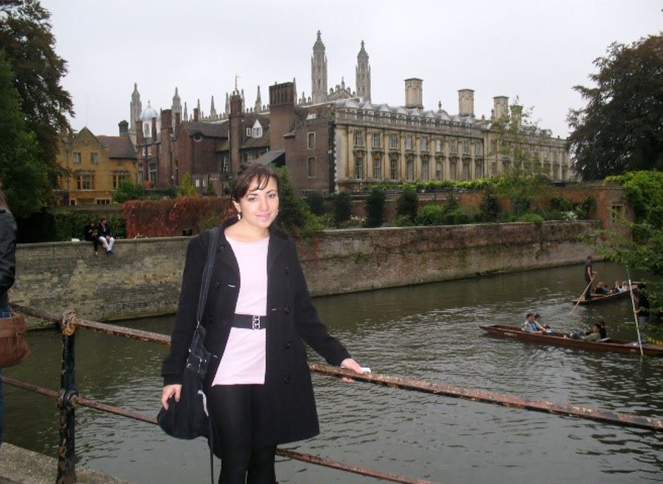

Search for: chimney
xmin=193 ymin=108 xmax=200 ymax=122
xmin=269 ymin=82 xmax=296 ymax=151
xmin=151 ymin=117 xmax=157 ymax=141
xmin=175 ymin=111 xmax=181 ymax=137
xmin=458 ymin=89 xmax=474 ymax=117
xmin=136 ymin=120 xmax=144 ymax=146
xmin=118 ymin=120 xmax=129 ymax=137
xmin=511 ymin=104 xmax=523 ymax=129
xmin=230 ymin=93 xmax=243 ymax=117
xmin=493 ymin=96 xmax=509 ymax=120
xmin=161 ymin=109 xmax=172 ymax=132
xmin=404 ymin=78 xmax=423 ymax=109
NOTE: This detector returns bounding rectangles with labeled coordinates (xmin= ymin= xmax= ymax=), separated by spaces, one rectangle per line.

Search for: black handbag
xmin=158 ymin=226 xmax=219 ymax=440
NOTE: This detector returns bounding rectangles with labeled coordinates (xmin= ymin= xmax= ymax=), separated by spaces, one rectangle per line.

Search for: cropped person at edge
xmin=161 ymin=164 xmax=364 ymax=484
xmin=0 ymin=182 xmax=18 ymax=452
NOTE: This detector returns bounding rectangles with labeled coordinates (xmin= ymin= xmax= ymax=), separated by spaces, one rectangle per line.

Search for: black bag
xmin=158 ymin=227 xmax=219 ymax=439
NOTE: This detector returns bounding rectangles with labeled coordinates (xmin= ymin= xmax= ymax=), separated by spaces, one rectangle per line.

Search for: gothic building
xmin=121 ymin=31 xmax=571 ymax=195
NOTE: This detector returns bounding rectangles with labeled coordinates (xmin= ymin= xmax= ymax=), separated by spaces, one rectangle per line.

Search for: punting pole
xmin=571 ymin=272 xmax=597 ymax=314
xmin=626 ymin=266 xmax=644 ymax=357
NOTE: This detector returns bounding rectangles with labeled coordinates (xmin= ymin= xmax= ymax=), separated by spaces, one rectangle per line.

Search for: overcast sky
xmin=41 ymin=0 xmax=661 ymax=139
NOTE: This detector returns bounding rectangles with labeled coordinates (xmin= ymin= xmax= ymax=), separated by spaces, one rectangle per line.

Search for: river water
xmin=4 ymin=262 xmax=663 ymax=484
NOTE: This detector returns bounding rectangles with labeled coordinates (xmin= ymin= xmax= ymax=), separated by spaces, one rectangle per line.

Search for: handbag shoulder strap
xmin=197 ymin=226 xmax=220 ymax=326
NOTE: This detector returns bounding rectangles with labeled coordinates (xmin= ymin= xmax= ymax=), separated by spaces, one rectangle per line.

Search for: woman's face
xmin=233 ymin=176 xmax=279 ymax=230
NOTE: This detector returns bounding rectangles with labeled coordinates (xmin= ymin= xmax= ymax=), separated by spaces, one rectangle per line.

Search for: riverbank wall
xmin=11 ymin=221 xmax=599 ymax=323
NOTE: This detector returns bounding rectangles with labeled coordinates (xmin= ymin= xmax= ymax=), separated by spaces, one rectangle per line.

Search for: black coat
xmin=162 ymin=219 xmax=351 ymax=445
xmin=0 ymin=209 xmax=17 ymax=309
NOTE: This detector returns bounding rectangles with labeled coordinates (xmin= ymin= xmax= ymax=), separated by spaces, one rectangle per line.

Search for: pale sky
xmin=41 ymin=0 xmax=662 ymax=139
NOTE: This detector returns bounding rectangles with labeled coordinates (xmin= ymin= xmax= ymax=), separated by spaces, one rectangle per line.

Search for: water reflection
xmin=4 ymin=262 xmax=663 ymax=483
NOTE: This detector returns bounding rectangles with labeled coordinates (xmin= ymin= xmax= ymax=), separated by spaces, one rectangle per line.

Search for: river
xmin=4 ymin=262 xmax=663 ymax=484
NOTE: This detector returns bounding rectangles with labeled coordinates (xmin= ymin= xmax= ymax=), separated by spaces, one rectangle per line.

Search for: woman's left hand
xmin=340 ymin=358 xmax=364 ymax=383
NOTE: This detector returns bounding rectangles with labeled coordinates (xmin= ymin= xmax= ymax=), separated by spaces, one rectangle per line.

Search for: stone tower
xmin=356 ymin=41 xmax=371 ymax=101
xmin=171 ymin=87 xmax=182 ymax=128
xmin=210 ymin=96 xmax=217 ymax=119
xmin=405 ymin=78 xmax=423 ymax=109
xmin=130 ymin=83 xmax=142 ymax=134
xmin=254 ymin=85 xmax=262 ymax=113
xmin=311 ymin=31 xmax=328 ymax=104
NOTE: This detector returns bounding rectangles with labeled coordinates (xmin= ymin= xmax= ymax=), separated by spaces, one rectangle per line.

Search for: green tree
xmin=272 ymin=166 xmax=321 ymax=237
xmin=332 ymin=192 xmax=352 ymax=226
xmin=568 ymin=34 xmax=663 ymax=180
xmin=113 ymin=179 xmax=146 ymax=203
xmin=177 ymin=172 xmax=197 ymax=196
xmin=305 ymin=191 xmax=325 ymax=216
xmin=364 ymin=187 xmax=386 ymax=228
xmin=0 ymin=0 xmax=74 ymax=198
xmin=0 ymin=50 xmax=46 ymax=218
xmin=396 ymin=188 xmax=418 ymax=221
xmin=490 ymin=98 xmax=547 ymax=176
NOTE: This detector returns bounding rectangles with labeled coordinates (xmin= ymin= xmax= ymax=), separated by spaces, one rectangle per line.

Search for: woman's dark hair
xmin=232 ymin=164 xmax=279 ymax=202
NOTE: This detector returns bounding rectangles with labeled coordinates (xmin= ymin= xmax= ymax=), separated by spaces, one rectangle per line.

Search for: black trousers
xmin=207 ymin=385 xmax=277 ymax=484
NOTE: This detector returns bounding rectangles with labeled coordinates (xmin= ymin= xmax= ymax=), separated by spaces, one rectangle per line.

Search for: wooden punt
xmin=479 ymin=324 xmax=663 ymax=357
xmin=572 ymin=286 xmax=640 ymax=306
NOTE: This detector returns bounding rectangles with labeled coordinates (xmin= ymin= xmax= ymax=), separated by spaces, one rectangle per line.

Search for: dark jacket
xmin=0 ymin=208 xmax=17 ymax=309
xmin=98 ymin=222 xmax=113 ymax=238
xmin=162 ymin=219 xmax=351 ymax=445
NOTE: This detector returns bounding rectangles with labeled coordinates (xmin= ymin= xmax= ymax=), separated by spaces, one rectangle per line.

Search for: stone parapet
xmin=11 ymin=221 xmax=599 ymax=322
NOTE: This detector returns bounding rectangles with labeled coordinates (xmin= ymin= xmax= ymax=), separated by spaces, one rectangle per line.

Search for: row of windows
xmin=489 ymin=140 xmax=567 ymax=162
xmin=74 ymin=172 xmax=131 ymax=190
xmin=73 ymin=152 xmax=99 ymax=164
xmin=353 ymin=159 xmax=484 ymax=182
xmin=352 ymin=131 xmax=484 ymax=156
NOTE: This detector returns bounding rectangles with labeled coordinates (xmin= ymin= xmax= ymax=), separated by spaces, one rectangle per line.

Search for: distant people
xmin=634 ymin=283 xmax=650 ymax=330
xmin=0 ymin=182 xmax=18 ymax=452
xmin=98 ymin=217 xmax=115 ymax=255
xmin=534 ymin=314 xmax=552 ymax=334
xmin=594 ymin=282 xmax=609 ymax=295
xmin=522 ymin=313 xmax=544 ymax=333
xmin=583 ymin=255 xmax=594 ymax=300
xmin=84 ymin=221 xmax=99 ymax=256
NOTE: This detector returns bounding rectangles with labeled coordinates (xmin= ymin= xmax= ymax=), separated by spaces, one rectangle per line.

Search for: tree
xmin=568 ymin=34 xmax=663 ymax=180
xmin=332 ymin=192 xmax=352 ymax=226
xmin=272 ymin=166 xmax=321 ymax=237
xmin=490 ymin=98 xmax=547 ymax=176
xmin=0 ymin=0 xmax=74 ymax=200
xmin=177 ymin=172 xmax=197 ymax=196
xmin=396 ymin=188 xmax=418 ymax=221
xmin=0 ymin=50 xmax=46 ymax=218
xmin=113 ymin=179 xmax=146 ymax=204
xmin=364 ymin=187 xmax=386 ymax=228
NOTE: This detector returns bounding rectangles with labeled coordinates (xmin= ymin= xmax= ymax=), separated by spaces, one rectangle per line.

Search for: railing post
xmin=57 ymin=310 xmax=78 ymax=484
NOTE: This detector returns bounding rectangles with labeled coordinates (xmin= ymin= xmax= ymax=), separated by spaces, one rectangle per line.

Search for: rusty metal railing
xmin=5 ymin=304 xmax=663 ymax=484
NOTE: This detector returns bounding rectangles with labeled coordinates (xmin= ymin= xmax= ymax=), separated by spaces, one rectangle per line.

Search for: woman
xmin=161 ymin=164 xmax=364 ymax=484
xmin=0 ymin=183 xmax=17 ymax=451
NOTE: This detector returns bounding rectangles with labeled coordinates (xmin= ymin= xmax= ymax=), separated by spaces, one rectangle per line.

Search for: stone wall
xmin=11 ymin=221 xmax=599 ymax=322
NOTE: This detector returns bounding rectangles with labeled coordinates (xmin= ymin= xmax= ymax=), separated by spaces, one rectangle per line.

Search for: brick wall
xmin=11 ymin=221 xmax=599 ymax=322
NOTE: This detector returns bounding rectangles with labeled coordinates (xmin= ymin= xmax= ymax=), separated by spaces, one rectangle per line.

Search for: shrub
xmin=177 ymin=172 xmax=197 ymax=197
xmin=113 ymin=180 xmax=146 ymax=203
xmin=480 ymin=189 xmax=501 ymax=222
xmin=517 ymin=213 xmax=544 ymax=226
xmin=271 ymin=166 xmax=321 ymax=237
xmin=416 ymin=205 xmax=446 ymax=226
xmin=364 ymin=187 xmax=386 ymax=228
xmin=305 ymin=191 xmax=326 ymax=216
xmin=390 ymin=214 xmax=416 ymax=227
xmin=396 ymin=188 xmax=418 ymax=221
xmin=332 ymin=192 xmax=352 ymax=226
xmin=575 ymin=195 xmax=596 ymax=220
xmin=550 ymin=196 xmax=574 ymax=212
xmin=511 ymin=194 xmax=531 ymax=216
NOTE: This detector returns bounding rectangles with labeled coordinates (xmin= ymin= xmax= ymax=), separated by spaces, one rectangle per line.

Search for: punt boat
xmin=479 ymin=324 xmax=663 ymax=357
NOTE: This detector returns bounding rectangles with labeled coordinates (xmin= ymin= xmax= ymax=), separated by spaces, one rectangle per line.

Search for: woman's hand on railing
xmin=340 ymin=358 xmax=364 ymax=383
xmin=161 ymin=384 xmax=182 ymax=410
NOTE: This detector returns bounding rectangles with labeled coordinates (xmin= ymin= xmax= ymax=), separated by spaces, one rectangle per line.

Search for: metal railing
xmin=4 ymin=304 xmax=663 ymax=484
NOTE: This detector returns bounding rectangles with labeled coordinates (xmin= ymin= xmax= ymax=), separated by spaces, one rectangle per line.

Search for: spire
xmin=356 ymin=40 xmax=371 ymax=101
xmin=210 ymin=96 xmax=217 ymax=119
xmin=311 ymin=30 xmax=328 ymax=104
xmin=184 ymin=102 xmax=188 ymax=121
xmin=254 ymin=86 xmax=262 ymax=113
xmin=130 ymin=82 xmax=142 ymax=132
xmin=225 ymin=92 xmax=230 ymax=117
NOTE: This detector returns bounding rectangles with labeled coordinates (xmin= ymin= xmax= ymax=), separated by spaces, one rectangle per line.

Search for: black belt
xmin=232 ymin=314 xmax=267 ymax=330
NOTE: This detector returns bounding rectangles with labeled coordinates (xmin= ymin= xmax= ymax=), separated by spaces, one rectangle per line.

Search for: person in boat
xmin=583 ymin=255 xmax=594 ymax=300
xmin=581 ymin=321 xmax=607 ymax=341
xmin=522 ymin=313 xmax=545 ymax=333
xmin=594 ymin=282 xmax=609 ymax=295
xmin=611 ymin=280 xmax=622 ymax=294
xmin=620 ymin=281 xmax=630 ymax=293
xmin=534 ymin=314 xmax=553 ymax=334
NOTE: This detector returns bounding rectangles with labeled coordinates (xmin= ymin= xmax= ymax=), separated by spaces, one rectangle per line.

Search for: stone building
xmin=55 ymin=125 xmax=137 ymax=205
xmin=121 ymin=31 xmax=571 ymax=196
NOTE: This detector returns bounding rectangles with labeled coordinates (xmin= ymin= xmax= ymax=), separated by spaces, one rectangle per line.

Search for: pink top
xmin=212 ymin=236 xmax=269 ymax=386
